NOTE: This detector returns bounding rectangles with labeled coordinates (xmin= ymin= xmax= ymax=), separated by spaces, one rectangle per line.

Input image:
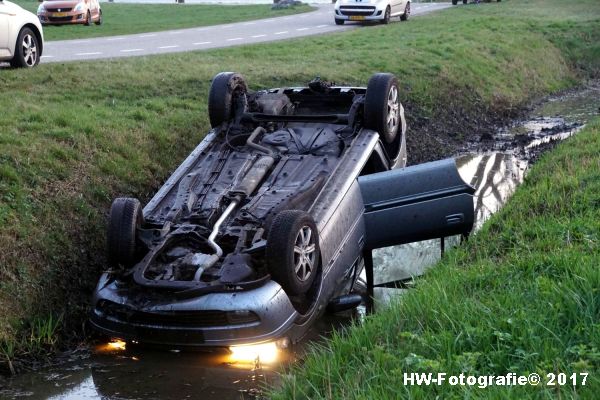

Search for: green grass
xmin=12 ymin=0 xmax=313 ymax=41
xmin=271 ymin=118 xmax=600 ymax=399
xmin=0 ymin=0 xmax=598 ymax=374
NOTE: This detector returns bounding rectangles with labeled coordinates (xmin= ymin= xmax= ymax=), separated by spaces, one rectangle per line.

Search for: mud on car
xmin=90 ymin=72 xmax=475 ymax=348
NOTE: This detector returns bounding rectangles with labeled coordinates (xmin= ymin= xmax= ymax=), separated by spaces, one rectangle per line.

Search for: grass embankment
xmin=0 ymin=0 xmax=598 ymax=374
xmin=13 ymin=1 xmax=313 ymax=41
xmin=272 ymin=119 xmax=600 ymax=399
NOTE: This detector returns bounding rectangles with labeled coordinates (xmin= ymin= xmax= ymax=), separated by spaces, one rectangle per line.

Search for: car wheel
xmin=85 ymin=11 xmax=92 ymax=26
xmin=400 ymin=2 xmax=410 ymax=21
xmin=463 ymin=0 xmax=468 ymax=4
xmin=334 ymin=18 xmax=344 ymax=25
xmin=364 ymin=73 xmax=401 ymax=145
xmin=107 ymin=197 xmax=144 ymax=268
xmin=208 ymin=72 xmax=248 ymax=128
xmin=452 ymin=0 xmax=458 ymax=4
xmin=381 ymin=6 xmax=391 ymax=24
xmin=95 ymin=9 xmax=103 ymax=25
xmin=9 ymin=28 xmax=40 ymax=68
xmin=266 ymin=210 xmax=320 ymax=296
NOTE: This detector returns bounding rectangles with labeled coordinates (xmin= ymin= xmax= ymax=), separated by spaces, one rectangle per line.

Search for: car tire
xmin=208 ymin=72 xmax=248 ymax=128
xmin=364 ymin=73 xmax=401 ymax=145
xmin=107 ymin=197 xmax=144 ymax=268
xmin=9 ymin=28 xmax=40 ymax=68
xmin=95 ymin=10 xmax=103 ymax=25
xmin=400 ymin=2 xmax=410 ymax=21
xmin=381 ymin=6 xmax=391 ymax=24
xmin=266 ymin=210 xmax=320 ymax=296
xmin=452 ymin=0 xmax=458 ymax=4
xmin=334 ymin=18 xmax=344 ymax=25
xmin=85 ymin=11 xmax=92 ymax=26
xmin=463 ymin=0 xmax=468 ymax=4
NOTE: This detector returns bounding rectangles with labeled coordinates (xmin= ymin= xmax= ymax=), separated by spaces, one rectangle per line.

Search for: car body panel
xmin=91 ymin=278 xmax=300 ymax=347
xmin=359 ymin=158 xmax=475 ymax=249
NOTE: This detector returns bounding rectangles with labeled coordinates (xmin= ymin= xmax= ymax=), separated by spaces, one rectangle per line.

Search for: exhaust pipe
xmin=207 ymin=198 xmax=239 ymax=258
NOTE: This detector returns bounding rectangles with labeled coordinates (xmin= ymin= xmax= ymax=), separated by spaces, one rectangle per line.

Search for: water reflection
xmin=457 ymin=153 xmax=526 ymax=230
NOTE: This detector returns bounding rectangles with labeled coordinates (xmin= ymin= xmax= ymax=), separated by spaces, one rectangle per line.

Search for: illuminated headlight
xmin=74 ymin=3 xmax=84 ymax=12
xmin=229 ymin=342 xmax=279 ymax=364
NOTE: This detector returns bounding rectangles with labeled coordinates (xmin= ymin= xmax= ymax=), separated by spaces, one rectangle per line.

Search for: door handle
xmin=446 ymin=214 xmax=465 ymax=225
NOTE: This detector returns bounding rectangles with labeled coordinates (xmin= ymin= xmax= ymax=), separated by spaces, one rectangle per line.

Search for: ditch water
xmin=0 ymin=82 xmax=598 ymax=399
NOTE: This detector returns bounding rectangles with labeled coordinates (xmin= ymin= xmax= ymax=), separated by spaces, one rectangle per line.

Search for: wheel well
xmin=21 ymin=24 xmax=43 ymax=56
xmin=359 ymin=146 xmax=389 ymax=176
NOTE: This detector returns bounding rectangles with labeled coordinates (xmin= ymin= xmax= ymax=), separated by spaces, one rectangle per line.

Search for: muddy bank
xmin=405 ymin=88 xmax=522 ymax=165
xmin=407 ymin=80 xmax=600 ymax=165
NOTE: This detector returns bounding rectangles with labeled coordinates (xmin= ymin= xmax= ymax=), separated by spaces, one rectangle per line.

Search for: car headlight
xmin=74 ymin=3 xmax=84 ymax=12
xmin=37 ymin=4 xmax=45 ymax=13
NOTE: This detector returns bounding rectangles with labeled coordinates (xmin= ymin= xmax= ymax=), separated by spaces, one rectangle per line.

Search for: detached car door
xmin=359 ymin=158 xmax=475 ymax=250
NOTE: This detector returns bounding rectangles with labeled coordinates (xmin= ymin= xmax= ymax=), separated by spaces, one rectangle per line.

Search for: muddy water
xmin=1 ymin=83 xmax=598 ymax=399
xmin=0 ymin=313 xmax=352 ymax=399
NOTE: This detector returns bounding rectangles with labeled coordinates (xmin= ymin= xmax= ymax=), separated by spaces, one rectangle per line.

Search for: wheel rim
xmin=386 ymin=85 xmax=399 ymax=133
xmin=22 ymin=34 xmax=37 ymax=67
xmin=385 ymin=8 xmax=390 ymax=21
xmin=293 ymin=226 xmax=316 ymax=282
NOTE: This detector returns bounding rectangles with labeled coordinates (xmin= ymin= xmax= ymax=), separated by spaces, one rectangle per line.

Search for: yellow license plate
xmin=53 ymin=12 xmax=68 ymax=17
xmin=349 ymin=15 xmax=365 ymax=21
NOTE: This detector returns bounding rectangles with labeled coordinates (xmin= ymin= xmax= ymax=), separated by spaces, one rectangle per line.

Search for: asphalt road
xmin=41 ymin=3 xmax=451 ymax=63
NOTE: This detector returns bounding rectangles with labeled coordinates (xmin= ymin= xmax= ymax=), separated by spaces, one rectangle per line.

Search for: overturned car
xmin=90 ymin=72 xmax=475 ymax=348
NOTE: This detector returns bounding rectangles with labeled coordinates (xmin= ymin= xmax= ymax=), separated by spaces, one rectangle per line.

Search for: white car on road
xmin=0 ymin=0 xmax=44 ymax=67
xmin=334 ymin=0 xmax=410 ymax=25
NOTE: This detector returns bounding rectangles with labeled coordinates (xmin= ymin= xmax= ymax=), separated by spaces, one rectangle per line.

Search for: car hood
xmin=41 ymin=0 xmax=81 ymax=8
xmin=3 ymin=1 xmax=25 ymax=12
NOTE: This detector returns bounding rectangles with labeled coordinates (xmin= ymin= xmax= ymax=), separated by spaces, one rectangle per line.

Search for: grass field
xmin=12 ymin=0 xmax=313 ymax=41
xmin=0 ymin=0 xmax=598 ymax=374
xmin=271 ymin=118 xmax=600 ymax=399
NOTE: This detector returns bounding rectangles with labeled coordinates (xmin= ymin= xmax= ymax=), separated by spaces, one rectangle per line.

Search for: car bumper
xmin=90 ymin=274 xmax=300 ymax=348
xmin=334 ymin=4 xmax=386 ymax=21
xmin=38 ymin=12 xmax=86 ymax=25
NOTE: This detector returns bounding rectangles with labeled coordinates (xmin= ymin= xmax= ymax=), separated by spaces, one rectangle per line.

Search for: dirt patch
xmin=404 ymin=88 xmax=523 ymax=165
